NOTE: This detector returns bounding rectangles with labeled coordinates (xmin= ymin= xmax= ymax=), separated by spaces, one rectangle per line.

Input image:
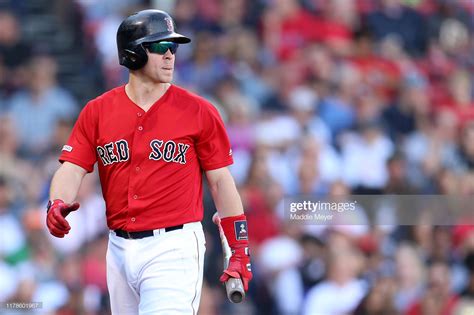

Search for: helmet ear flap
xmin=121 ymin=45 xmax=148 ymax=70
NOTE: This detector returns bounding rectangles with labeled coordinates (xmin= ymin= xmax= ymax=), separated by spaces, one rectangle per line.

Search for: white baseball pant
xmin=106 ymin=222 xmax=206 ymax=314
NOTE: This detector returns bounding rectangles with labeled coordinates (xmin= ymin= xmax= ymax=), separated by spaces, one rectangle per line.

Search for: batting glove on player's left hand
xmin=220 ymin=214 xmax=253 ymax=291
xmin=46 ymin=199 xmax=80 ymax=238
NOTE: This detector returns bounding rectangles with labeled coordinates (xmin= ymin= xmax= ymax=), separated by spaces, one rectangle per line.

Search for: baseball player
xmin=46 ymin=9 xmax=252 ymax=314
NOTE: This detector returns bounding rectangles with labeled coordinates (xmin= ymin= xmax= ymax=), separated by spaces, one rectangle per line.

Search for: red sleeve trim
xmin=59 ymin=157 xmax=94 ymax=173
xmin=201 ymin=157 xmax=234 ymax=171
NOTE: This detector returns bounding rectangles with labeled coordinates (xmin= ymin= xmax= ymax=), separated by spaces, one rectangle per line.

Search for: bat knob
xmin=225 ymin=277 xmax=245 ymax=303
xmin=229 ymin=291 xmax=243 ymax=303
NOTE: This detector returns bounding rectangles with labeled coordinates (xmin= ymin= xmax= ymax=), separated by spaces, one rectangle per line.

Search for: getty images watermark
xmin=284 ymin=195 xmax=474 ymax=225
xmin=289 ymin=200 xmax=357 ymax=222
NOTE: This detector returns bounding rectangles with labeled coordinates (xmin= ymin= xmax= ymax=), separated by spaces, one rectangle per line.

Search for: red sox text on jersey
xmin=96 ymin=139 xmax=190 ymax=166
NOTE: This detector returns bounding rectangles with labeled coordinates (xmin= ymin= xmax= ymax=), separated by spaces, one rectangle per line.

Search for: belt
xmin=114 ymin=224 xmax=184 ymax=239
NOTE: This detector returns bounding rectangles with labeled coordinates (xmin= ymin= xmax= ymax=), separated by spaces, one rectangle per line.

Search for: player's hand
xmin=219 ymin=214 xmax=253 ymax=291
xmin=46 ymin=199 xmax=80 ymax=238
xmin=220 ymin=245 xmax=252 ymax=291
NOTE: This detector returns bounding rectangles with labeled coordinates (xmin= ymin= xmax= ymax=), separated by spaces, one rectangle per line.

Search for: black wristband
xmin=46 ymin=200 xmax=53 ymax=213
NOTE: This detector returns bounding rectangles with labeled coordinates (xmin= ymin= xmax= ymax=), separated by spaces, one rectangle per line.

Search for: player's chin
xmin=158 ymin=71 xmax=173 ymax=82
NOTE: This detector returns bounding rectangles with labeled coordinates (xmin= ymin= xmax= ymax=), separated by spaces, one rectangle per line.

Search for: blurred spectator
xmin=318 ymin=63 xmax=358 ymax=137
xmin=350 ymin=26 xmax=401 ymax=99
xmin=430 ymin=226 xmax=469 ymax=293
xmin=428 ymin=0 xmax=471 ymax=56
xmin=316 ymin=0 xmax=357 ymax=56
xmin=341 ymin=120 xmax=395 ymax=192
xmin=240 ymin=148 xmax=280 ymax=247
xmin=0 ymin=259 xmax=17 ymax=304
xmin=81 ymin=234 xmax=108 ymax=311
xmin=454 ymin=122 xmax=474 ymax=172
xmin=327 ymin=181 xmax=370 ymax=236
xmin=460 ymin=251 xmax=474 ymax=299
xmin=406 ymin=260 xmax=460 ymax=315
xmin=172 ymin=0 xmax=210 ymax=62
xmin=385 ymin=152 xmax=418 ymax=194
xmin=393 ymin=243 xmax=425 ymax=312
xmin=441 ymin=68 xmax=474 ymax=124
xmin=0 ymin=177 xmax=26 ymax=262
xmin=383 ymin=73 xmax=430 ymax=142
xmin=305 ymin=44 xmax=335 ymax=84
xmin=10 ymin=231 xmax=70 ymax=313
xmin=215 ymin=0 xmax=251 ymax=32
xmin=288 ymin=85 xmax=331 ymax=144
xmin=0 ymin=116 xmax=37 ymax=205
xmin=258 ymin=223 xmax=304 ymax=315
xmin=298 ymin=233 xmax=326 ymax=293
xmin=54 ymin=253 xmax=86 ymax=314
xmin=229 ymin=28 xmax=274 ymax=104
xmin=77 ymin=0 xmax=141 ymax=21
xmin=354 ymin=277 xmax=398 ymax=315
xmin=366 ymin=0 xmax=428 ymax=56
xmin=302 ymin=246 xmax=368 ymax=315
xmin=260 ymin=57 xmax=308 ymax=112
xmin=291 ymin=135 xmax=341 ymax=195
xmin=261 ymin=0 xmax=323 ymax=60
xmin=427 ymin=0 xmax=473 ymax=40
xmin=354 ymin=88 xmax=385 ymax=130
xmin=7 ymin=54 xmax=78 ymax=159
xmin=93 ymin=8 xmax=127 ymax=89
xmin=176 ymin=31 xmax=231 ymax=94
xmin=222 ymin=80 xmax=258 ymax=185
xmin=0 ymin=10 xmax=31 ymax=96
xmin=403 ymin=110 xmax=459 ymax=191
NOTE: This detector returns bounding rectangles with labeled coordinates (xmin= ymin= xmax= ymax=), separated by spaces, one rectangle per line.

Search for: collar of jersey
xmin=122 ymin=84 xmax=174 ymax=115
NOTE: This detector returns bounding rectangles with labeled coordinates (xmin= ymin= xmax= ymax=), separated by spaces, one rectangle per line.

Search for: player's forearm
xmin=50 ymin=162 xmax=87 ymax=203
xmin=206 ymin=168 xmax=244 ymax=218
xmin=211 ymin=181 xmax=244 ymax=218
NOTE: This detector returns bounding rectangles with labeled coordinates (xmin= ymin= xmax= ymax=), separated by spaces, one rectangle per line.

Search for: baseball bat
xmin=212 ymin=213 xmax=245 ymax=303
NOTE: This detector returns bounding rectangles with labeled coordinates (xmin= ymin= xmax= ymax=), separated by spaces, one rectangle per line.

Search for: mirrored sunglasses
xmin=145 ymin=41 xmax=179 ymax=55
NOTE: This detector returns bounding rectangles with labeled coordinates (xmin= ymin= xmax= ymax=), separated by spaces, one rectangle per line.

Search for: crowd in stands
xmin=1 ymin=0 xmax=474 ymax=314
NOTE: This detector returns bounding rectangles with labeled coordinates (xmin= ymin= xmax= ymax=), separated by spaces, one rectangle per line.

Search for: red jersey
xmin=59 ymin=85 xmax=233 ymax=231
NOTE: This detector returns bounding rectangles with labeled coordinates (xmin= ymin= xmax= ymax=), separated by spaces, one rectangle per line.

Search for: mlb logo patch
xmin=62 ymin=145 xmax=73 ymax=152
xmin=234 ymin=220 xmax=248 ymax=241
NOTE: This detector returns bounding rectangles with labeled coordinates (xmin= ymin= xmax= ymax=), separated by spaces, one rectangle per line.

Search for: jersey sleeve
xmin=59 ymin=101 xmax=97 ymax=173
xmin=196 ymin=101 xmax=233 ymax=171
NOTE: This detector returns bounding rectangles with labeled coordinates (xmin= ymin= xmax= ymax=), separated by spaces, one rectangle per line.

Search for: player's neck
xmin=125 ymin=78 xmax=171 ymax=111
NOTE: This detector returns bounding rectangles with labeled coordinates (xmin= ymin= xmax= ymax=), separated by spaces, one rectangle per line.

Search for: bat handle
xmin=225 ymin=277 xmax=245 ymax=303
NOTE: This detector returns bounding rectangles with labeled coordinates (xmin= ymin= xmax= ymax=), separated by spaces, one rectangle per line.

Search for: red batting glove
xmin=46 ymin=199 xmax=80 ymax=238
xmin=219 ymin=214 xmax=253 ymax=291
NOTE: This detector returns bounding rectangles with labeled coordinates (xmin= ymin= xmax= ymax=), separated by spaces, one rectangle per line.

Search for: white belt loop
xmin=153 ymin=228 xmax=166 ymax=236
xmin=152 ymin=221 xmax=202 ymax=237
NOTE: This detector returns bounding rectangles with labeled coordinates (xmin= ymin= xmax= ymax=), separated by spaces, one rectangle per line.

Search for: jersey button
xmin=133 ymin=195 xmax=138 ymax=200
xmin=137 ymin=113 xmax=142 ymax=117
xmin=135 ymin=166 xmax=140 ymax=172
xmin=131 ymin=217 xmax=136 ymax=222
xmin=138 ymin=126 xmax=143 ymax=131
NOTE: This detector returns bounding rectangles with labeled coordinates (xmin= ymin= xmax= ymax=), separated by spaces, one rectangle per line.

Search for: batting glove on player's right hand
xmin=46 ymin=199 xmax=80 ymax=238
xmin=219 ymin=214 xmax=253 ymax=291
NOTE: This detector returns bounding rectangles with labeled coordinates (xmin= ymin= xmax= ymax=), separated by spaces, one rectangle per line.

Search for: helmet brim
xmin=139 ymin=32 xmax=191 ymax=44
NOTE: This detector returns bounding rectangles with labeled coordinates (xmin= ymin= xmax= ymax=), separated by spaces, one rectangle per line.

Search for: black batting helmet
xmin=117 ymin=9 xmax=191 ymax=70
